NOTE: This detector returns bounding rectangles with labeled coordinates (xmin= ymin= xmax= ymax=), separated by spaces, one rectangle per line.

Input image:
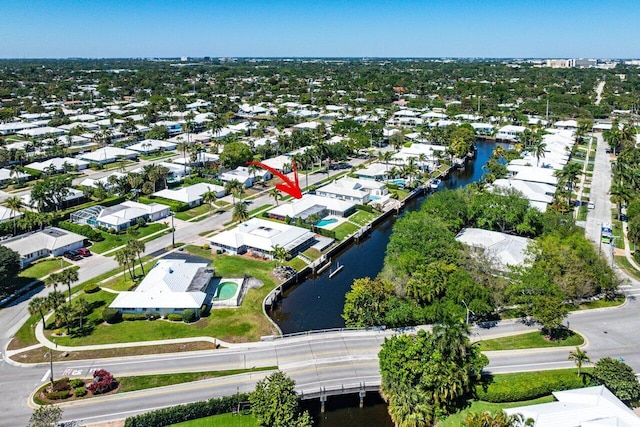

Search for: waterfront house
xmin=355 ymin=163 xmax=389 ymax=181
xmin=455 ymin=227 xmax=532 ymax=271
xmin=268 ymin=194 xmax=357 ymax=222
xmin=152 ymin=183 xmax=226 ymax=207
xmin=315 ymin=177 xmax=387 ymax=204
xmin=496 ymin=125 xmax=527 ymax=141
xmin=210 ymin=218 xmax=315 ymax=258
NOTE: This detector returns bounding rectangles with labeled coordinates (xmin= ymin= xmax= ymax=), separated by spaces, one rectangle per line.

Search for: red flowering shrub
xmin=87 ymin=369 xmax=117 ymax=394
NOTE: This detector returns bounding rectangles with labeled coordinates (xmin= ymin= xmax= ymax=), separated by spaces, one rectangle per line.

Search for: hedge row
xmin=58 ymin=221 xmax=104 ymax=242
xmin=355 ymin=204 xmax=374 ymax=213
xmin=124 ymin=393 xmax=250 ymax=427
xmin=475 ymin=370 xmax=590 ymax=402
xmin=139 ymin=195 xmax=189 ymax=212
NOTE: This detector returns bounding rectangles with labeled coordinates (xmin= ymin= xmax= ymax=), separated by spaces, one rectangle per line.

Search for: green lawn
xmin=302 ymin=247 xmax=322 ymax=261
xmin=287 ymin=257 xmax=307 ymax=271
xmin=332 ymin=221 xmax=360 ymax=240
xmin=478 ymin=331 xmax=584 ymax=351
xmin=349 ymin=209 xmax=378 ymax=226
xmin=578 ymin=295 xmax=625 ymax=310
xmin=174 ymin=204 xmax=213 ymax=221
xmin=171 ymin=413 xmax=259 ymax=427
xmin=248 ymin=204 xmax=273 ymax=216
xmin=89 ymin=223 xmax=168 ymax=254
xmin=615 ymin=255 xmax=640 ymax=281
xmin=139 ymin=152 xmax=175 ymax=161
xmin=47 ymin=252 xmax=281 ymax=345
xmin=118 ymin=367 xmax=275 ymax=393
xmin=20 ymin=258 xmax=70 ymax=280
xmin=437 ymin=396 xmax=555 ymax=426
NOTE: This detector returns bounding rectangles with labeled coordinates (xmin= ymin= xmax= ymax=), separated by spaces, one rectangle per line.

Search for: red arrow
xmin=247 ymin=160 xmax=302 ymax=199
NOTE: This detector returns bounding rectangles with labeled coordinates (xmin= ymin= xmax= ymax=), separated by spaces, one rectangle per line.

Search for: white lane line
xmin=41 ymin=370 xmax=50 ymax=383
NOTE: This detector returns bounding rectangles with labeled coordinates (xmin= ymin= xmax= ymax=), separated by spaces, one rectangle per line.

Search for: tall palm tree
xmin=232 ymin=202 xmax=249 ymax=223
xmin=202 ymin=190 xmax=217 ymax=211
xmin=114 ymin=248 xmax=133 ymax=282
xmin=5 ymin=196 xmax=23 ymax=236
xmin=56 ymin=302 xmax=73 ymax=335
xmin=269 ymin=187 xmax=281 ymax=206
xmin=225 ymin=179 xmax=241 ymax=205
xmin=127 ymin=173 xmax=144 ymax=200
xmin=47 ymin=291 xmax=65 ymax=317
xmin=74 ymin=297 xmax=91 ymax=333
xmin=45 ymin=272 xmax=61 ymax=295
xmin=126 ymin=239 xmax=146 ymax=276
xmin=176 ymin=140 xmax=189 ymax=178
xmin=568 ymin=347 xmax=590 ymax=376
xmin=271 ymin=244 xmax=289 ymax=265
xmin=610 ymin=181 xmax=633 ymax=220
xmin=58 ymin=267 xmax=79 ymax=302
xmin=28 ymin=296 xmax=49 ymax=330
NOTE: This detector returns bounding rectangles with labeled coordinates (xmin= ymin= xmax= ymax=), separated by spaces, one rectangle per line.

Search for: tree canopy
xmin=250 ymin=371 xmax=312 ymax=427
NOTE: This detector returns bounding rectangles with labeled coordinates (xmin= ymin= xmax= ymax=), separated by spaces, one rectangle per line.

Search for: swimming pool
xmin=216 ymin=282 xmax=239 ymax=300
xmin=390 ymin=179 xmax=405 ymax=185
xmin=370 ymin=195 xmax=381 ymax=200
xmin=316 ymin=218 xmax=338 ymax=227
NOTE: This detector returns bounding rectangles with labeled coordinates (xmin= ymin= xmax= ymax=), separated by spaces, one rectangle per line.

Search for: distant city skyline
xmin=1 ymin=0 xmax=638 ymax=59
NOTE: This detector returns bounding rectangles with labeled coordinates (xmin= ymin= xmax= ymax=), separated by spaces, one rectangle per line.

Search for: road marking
xmin=41 ymin=370 xmax=50 ymax=383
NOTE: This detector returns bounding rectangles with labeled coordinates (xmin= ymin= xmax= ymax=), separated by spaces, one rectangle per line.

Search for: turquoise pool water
xmin=370 ymin=195 xmax=381 ymax=200
xmin=390 ymin=179 xmax=405 ymax=185
xmin=316 ymin=218 xmax=338 ymax=227
xmin=216 ymin=282 xmax=238 ymax=300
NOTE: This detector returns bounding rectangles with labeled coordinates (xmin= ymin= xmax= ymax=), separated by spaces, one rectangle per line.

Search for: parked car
xmin=63 ymin=250 xmax=82 ymax=261
xmin=76 ymin=248 xmax=92 ymax=257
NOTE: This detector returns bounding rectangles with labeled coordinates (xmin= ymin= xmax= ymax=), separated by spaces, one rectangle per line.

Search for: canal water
xmin=271 ymin=141 xmax=497 ymax=426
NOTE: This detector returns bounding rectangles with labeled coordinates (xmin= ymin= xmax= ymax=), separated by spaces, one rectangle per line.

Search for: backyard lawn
xmin=332 ymin=221 xmax=360 ymax=241
xmin=171 ymin=413 xmax=258 ymax=427
xmin=348 ymin=209 xmax=378 ymax=226
xmin=89 ymin=222 xmax=168 ymax=254
xmin=19 ymin=258 xmax=70 ymax=281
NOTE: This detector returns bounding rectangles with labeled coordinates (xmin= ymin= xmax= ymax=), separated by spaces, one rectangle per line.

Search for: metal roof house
xmin=109 ymin=259 xmax=215 ymax=316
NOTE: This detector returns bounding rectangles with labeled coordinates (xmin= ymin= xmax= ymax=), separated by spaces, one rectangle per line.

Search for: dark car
xmin=76 ymin=248 xmax=92 ymax=257
xmin=63 ymin=250 xmax=82 ymax=261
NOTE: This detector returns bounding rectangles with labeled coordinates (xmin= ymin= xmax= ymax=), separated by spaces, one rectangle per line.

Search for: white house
xmin=127 ymin=139 xmax=177 ymax=154
xmin=492 ymin=179 xmax=555 ymax=211
xmin=316 ymin=177 xmax=387 ymax=204
xmin=355 ymin=163 xmax=389 ymax=182
xmin=152 ymin=183 xmax=226 ymax=207
xmin=261 ymin=155 xmax=293 ymax=173
xmin=0 ymin=167 xmax=29 ymax=185
xmin=496 ymin=125 xmax=527 ymax=141
xmin=109 ymin=259 xmax=215 ymax=316
xmin=79 ymin=172 xmax=127 ymax=190
xmin=455 ymin=228 xmax=532 ymax=270
xmin=210 ymin=218 xmax=315 ymax=258
xmin=0 ymin=205 xmax=22 ymax=224
xmin=77 ymin=147 xmax=138 ymax=164
xmin=17 ymin=126 xmax=66 ymax=139
xmin=504 ymin=386 xmax=640 ymax=427
xmin=219 ymin=166 xmax=271 ymax=188
xmin=94 ymin=201 xmax=170 ymax=231
xmin=2 ymin=227 xmax=85 ymax=268
xmin=267 ymin=194 xmax=357 ymax=221
xmin=26 ymin=157 xmax=89 ymax=172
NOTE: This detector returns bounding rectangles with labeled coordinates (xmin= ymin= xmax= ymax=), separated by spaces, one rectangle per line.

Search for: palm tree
xmin=58 ymin=267 xmax=79 ymax=301
xmin=232 ymin=202 xmax=249 ymax=223
xmin=568 ymin=347 xmax=590 ymax=376
xmin=45 ymin=272 xmax=61 ymax=295
xmin=269 ymin=187 xmax=281 ymax=206
xmin=225 ymin=179 xmax=241 ymax=205
xmin=56 ymin=302 xmax=73 ymax=335
xmin=28 ymin=297 xmax=49 ymax=330
xmin=126 ymin=239 xmax=146 ymax=276
xmin=202 ymin=190 xmax=217 ymax=211
xmin=176 ymin=140 xmax=189 ymax=178
xmin=114 ymin=248 xmax=134 ymax=282
xmin=610 ymin=181 xmax=633 ymax=220
xmin=47 ymin=291 xmax=65 ymax=318
xmin=271 ymin=244 xmax=289 ymax=265
xmin=74 ymin=297 xmax=91 ymax=333
xmin=530 ymin=140 xmax=547 ymax=167
xmin=5 ymin=196 xmax=23 ymax=236
xmin=127 ymin=173 xmax=144 ymax=200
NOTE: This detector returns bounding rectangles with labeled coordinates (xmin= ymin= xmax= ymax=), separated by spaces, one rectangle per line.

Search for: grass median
xmin=478 ymin=330 xmax=584 ymax=351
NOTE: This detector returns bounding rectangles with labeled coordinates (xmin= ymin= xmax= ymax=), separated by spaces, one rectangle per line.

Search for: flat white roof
xmin=3 ymin=227 xmax=84 ymax=255
xmin=211 ymin=218 xmax=315 ymax=253
xmin=456 ymin=227 xmax=532 ymax=268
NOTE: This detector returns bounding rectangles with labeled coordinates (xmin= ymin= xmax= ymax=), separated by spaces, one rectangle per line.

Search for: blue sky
xmin=1 ymin=0 xmax=638 ymax=58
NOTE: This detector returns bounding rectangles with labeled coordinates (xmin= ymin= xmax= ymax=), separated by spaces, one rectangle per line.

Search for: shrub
xmin=58 ymin=221 xmax=104 ymax=242
xmin=146 ymin=312 xmax=161 ymax=320
xmin=182 ymin=309 xmax=196 ymax=323
xmin=123 ymin=313 xmax=147 ymax=321
xmin=475 ymin=370 xmax=589 ymax=402
xmin=124 ymin=394 xmax=250 ymax=427
xmin=167 ymin=314 xmax=182 ymax=321
xmin=102 ymin=308 xmax=121 ymax=324
xmin=87 ymin=369 xmax=117 ymax=395
xmin=202 ymin=243 xmax=210 ymax=250
xmin=52 ymin=378 xmax=70 ymax=392
xmin=70 ymin=379 xmax=85 ymax=388
xmin=355 ymin=204 xmax=374 ymax=213
xmin=84 ymin=283 xmax=100 ymax=294
xmin=45 ymin=390 xmax=70 ymax=400
xmin=200 ymin=304 xmax=210 ymax=317
xmin=73 ymin=387 xmax=87 ymax=397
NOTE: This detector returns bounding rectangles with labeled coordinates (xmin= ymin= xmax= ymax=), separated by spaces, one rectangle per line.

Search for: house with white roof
xmin=268 ymin=194 xmax=357 ymax=221
xmin=2 ymin=227 xmax=85 ymax=268
xmin=261 ymin=155 xmax=292 ymax=173
xmin=0 ymin=205 xmax=22 ymax=224
xmin=219 ymin=166 xmax=270 ymax=188
xmin=91 ymin=201 xmax=170 ymax=231
xmin=504 ymin=386 xmax=640 ymax=427
xmin=492 ymin=179 xmax=555 ymax=211
xmin=0 ymin=122 xmax=37 ymax=135
xmin=79 ymin=172 xmax=127 ymax=190
xmin=152 ymin=183 xmax=226 ymax=207
xmin=496 ymin=125 xmax=527 ymax=141
xmin=506 ymin=165 xmax=558 ymax=186
xmin=26 ymin=157 xmax=89 ymax=173
xmin=316 ymin=177 xmax=387 ymax=204
xmin=0 ymin=167 xmax=29 ymax=185
xmin=355 ymin=163 xmax=389 ymax=181
xmin=109 ymin=259 xmax=215 ymax=316
xmin=210 ymin=218 xmax=316 ymax=258
xmin=127 ymin=139 xmax=177 ymax=154
xmin=455 ymin=228 xmax=532 ymax=270
xmin=17 ymin=126 xmax=66 ymax=139
xmin=77 ymin=147 xmax=138 ymax=164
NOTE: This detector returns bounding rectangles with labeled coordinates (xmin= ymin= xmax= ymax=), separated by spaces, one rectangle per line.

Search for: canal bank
xmin=269 ymin=140 xmax=499 ymax=334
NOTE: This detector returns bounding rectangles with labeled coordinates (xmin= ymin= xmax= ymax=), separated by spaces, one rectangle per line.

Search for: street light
xmin=171 ymin=212 xmax=175 ymax=248
xmin=461 ymin=300 xmax=474 ymax=325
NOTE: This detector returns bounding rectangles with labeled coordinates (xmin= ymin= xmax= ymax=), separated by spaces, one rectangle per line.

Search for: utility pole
xmin=171 ymin=213 xmax=175 ymax=248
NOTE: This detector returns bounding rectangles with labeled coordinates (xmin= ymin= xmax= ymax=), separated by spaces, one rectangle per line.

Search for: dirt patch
xmin=10 ymin=341 xmax=216 ymax=363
